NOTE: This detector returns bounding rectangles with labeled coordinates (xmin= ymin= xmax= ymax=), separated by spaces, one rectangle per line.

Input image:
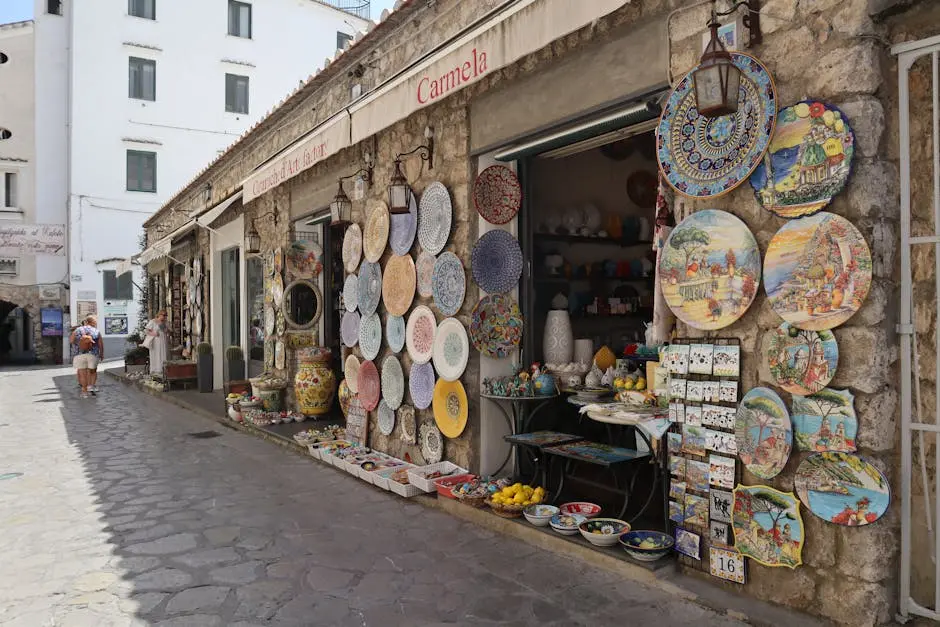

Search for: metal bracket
xmin=897 ymin=323 xmax=915 ymax=335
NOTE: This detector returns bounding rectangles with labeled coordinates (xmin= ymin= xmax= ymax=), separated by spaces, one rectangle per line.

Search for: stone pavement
xmin=0 ymin=365 xmax=751 ymax=627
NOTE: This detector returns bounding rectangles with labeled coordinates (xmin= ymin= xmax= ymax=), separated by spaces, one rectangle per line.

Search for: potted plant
xmin=196 ymin=342 xmax=213 ymax=393
xmin=225 ymin=345 xmax=245 ymax=382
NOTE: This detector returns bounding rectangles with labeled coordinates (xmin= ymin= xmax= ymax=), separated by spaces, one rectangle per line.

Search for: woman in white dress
xmin=145 ymin=309 xmax=169 ymax=375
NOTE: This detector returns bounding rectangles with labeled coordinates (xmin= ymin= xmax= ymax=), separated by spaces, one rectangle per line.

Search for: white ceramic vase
xmin=574 ymin=339 xmax=594 ymax=367
xmin=543 ymin=310 xmax=573 ymax=364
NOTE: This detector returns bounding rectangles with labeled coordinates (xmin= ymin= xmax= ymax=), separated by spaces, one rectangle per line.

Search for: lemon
xmin=512 ymin=493 xmax=526 ymax=504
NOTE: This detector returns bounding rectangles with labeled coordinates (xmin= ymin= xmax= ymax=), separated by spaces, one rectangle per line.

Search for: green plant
xmin=196 ymin=342 xmax=212 ymax=355
xmin=127 ymin=331 xmax=143 ymax=345
xmin=225 ymin=345 xmax=244 ymax=360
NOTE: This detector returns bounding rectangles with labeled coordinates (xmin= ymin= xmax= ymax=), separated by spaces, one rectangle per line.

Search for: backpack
xmin=78 ymin=329 xmax=95 ymax=352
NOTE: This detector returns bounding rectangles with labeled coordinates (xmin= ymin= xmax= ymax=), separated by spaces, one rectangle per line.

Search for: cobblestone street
xmin=0 ymin=365 xmax=751 ymax=626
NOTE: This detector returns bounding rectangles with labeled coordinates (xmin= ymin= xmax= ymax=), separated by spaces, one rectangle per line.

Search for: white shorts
xmin=74 ymin=354 xmax=99 ymax=370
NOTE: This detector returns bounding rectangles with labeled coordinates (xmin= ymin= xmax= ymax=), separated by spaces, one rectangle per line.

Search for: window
xmin=127 ymin=150 xmax=156 ymax=192
xmin=4 ymin=173 xmax=17 ymax=208
xmin=128 ymin=57 xmax=156 ymax=101
xmin=103 ymin=270 xmax=134 ymax=300
xmin=225 ymin=74 xmax=249 ymax=114
xmin=128 ymin=0 xmax=155 ymax=19
xmin=47 ymin=0 xmax=62 ymax=15
xmin=337 ymin=31 xmax=353 ymax=50
xmin=228 ymin=1 xmax=251 ymax=38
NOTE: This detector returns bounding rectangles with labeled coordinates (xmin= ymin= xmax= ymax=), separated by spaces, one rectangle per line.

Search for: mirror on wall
xmin=282 ymin=279 xmax=322 ymax=330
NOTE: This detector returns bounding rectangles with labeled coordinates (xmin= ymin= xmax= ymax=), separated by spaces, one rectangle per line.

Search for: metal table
xmin=503 ymin=431 xmax=584 ymax=487
xmin=481 ymin=394 xmax=558 ymax=476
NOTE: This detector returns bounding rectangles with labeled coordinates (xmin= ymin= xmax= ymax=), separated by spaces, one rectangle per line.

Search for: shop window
xmin=128 ymin=0 xmax=155 ymax=20
xmin=336 ymin=31 xmax=353 ymax=50
xmin=4 ymin=173 xmax=17 ymax=208
xmin=0 ymin=128 xmax=11 ymax=140
xmin=47 ymin=0 xmax=62 ymax=15
xmin=128 ymin=56 xmax=156 ymax=101
xmin=103 ymin=270 xmax=133 ymax=300
xmin=228 ymin=1 xmax=251 ymax=38
xmin=225 ymin=73 xmax=249 ymax=114
xmin=127 ymin=150 xmax=157 ymax=192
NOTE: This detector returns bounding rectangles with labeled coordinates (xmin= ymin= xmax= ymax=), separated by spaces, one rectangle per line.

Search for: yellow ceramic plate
xmin=363 ymin=201 xmax=390 ymax=263
xmin=382 ymin=254 xmax=416 ymax=317
xmin=432 ymin=379 xmax=468 ymax=439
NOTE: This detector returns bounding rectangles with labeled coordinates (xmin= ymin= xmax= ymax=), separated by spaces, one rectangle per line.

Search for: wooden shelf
xmin=570 ymin=308 xmax=653 ymax=321
xmin=535 ymin=233 xmax=653 ymax=246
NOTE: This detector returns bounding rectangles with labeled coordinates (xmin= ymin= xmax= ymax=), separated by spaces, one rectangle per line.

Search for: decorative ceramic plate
xmin=341 ymin=311 xmax=360 ymax=348
xmin=732 ymin=485 xmax=803 ymax=569
xmin=343 ymin=274 xmax=359 ymax=313
xmin=274 ymin=339 xmax=285 ymax=370
xmin=766 ymin=322 xmax=838 ymax=396
xmin=275 ymin=313 xmax=286 ymax=337
xmin=381 ymin=354 xmax=405 ymax=410
xmin=358 ymin=312 xmax=382 ymax=361
xmin=357 ymin=261 xmax=383 ymax=318
xmin=735 ymin=387 xmax=792 ymax=480
xmin=471 ymin=229 xmax=523 ymax=294
xmin=382 ymin=254 xmax=416 ymax=317
xmin=470 ymin=294 xmax=523 ymax=358
xmin=343 ymin=223 xmax=363 ymax=273
xmin=418 ymin=182 xmax=452 ymax=255
xmin=432 ymin=379 xmax=468 ymax=439
xmin=658 ymin=209 xmax=761 ymax=330
xmin=432 ymin=252 xmax=466 ymax=316
xmin=406 ymin=305 xmax=437 ymax=364
xmin=409 ymin=361 xmax=435 ymax=410
xmin=750 ymin=101 xmax=855 ymax=218
xmin=344 ymin=354 xmax=361 ymax=394
xmin=194 ymin=311 xmax=203 ymax=336
xmin=266 ymin=250 xmax=275 ymax=276
xmin=357 ymin=359 xmax=381 ymax=412
xmin=272 ymin=274 xmax=284 ymax=306
xmin=386 ymin=315 xmax=406 ymax=354
xmin=378 ymin=401 xmax=396 ymax=437
xmin=399 ymin=404 xmax=416 ymax=443
xmin=420 ymin=422 xmax=444 ymax=464
xmin=792 ymin=388 xmax=857 ymax=452
xmin=264 ymin=304 xmax=275 ymax=335
xmin=657 ymin=52 xmax=777 ymax=199
xmin=432 ymin=317 xmax=469 ymax=382
xmin=390 ymin=191 xmax=418 ymax=255
xmin=764 ymin=212 xmax=871 ymax=331
xmin=274 ymin=247 xmax=284 ymax=275
xmin=363 ymin=201 xmax=390 ymax=263
xmin=286 ymin=239 xmax=323 ymax=279
xmin=794 ymin=452 xmax=889 ymax=526
xmin=473 ymin=164 xmax=521 ymax=225
xmin=416 ymin=251 xmax=436 ymax=298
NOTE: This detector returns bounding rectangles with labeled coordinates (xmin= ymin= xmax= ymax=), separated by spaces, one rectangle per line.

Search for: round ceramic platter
xmin=766 ymin=322 xmax=838 ymax=396
xmin=196 ymin=286 xmax=203 ymax=307
xmin=432 ymin=379 xmax=468 ymax=439
xmin=657 ymin=52 xmax=777 ymax=199
xmin=357 ymin=261 xmax=383 ymax=318
xmin=432 ymin=252 xmax=466 ymax=317
xmin=416 ymin=251 xmax=436 ymax=298
xmin=194 ymin=313 xmax=203 ymax=335
xmin=272 ymin=274 xmax=284 ymax=305
xmin=406 ymin=305 xmax=437 ymax=365
xmin=658 ymin=209 xmax=761 ymax=331
xmin=363 ymin=201 xmax=390 ymax=263
xmin=470 ymin=294 xmax=523 ymax=359
xmin=473 ymin=164 xmax=522 ymax=225
xmin=357 ymin=359 xmax=381 ymax=412
xmin=735 ymin=387 xmax=792 ymax=480
xmin=390 ymin=191 xmax=418 ymax=255
xmin=266 ymin=250 xmax=275 ymax=276
xmin=381 ymin=354 xmax=405 ymax=410
xmin=287 ymin=239 xmax=323 ymax=278
xmin=343 ymin=223 xmax=363 ymax=273
xmin=274 ymin=339 xmax=285 ymax=370
xmin=344 ymin=354 xmax=361 ymax=394
xmin=432 ymin=317 xmax=469 ymax=382
xmin=793 ymin=452 xmax=889 ymax=526
xmin=341 ymin=311 xmax=360 ymax=348
xmin=275 ymin=314 xmax=286 ymax=337
xmin=420 ymin=422 xmax=444 ymax=464
xmin=471 ymin=229 xmax=523 ymax=294
xmin=343 ymin=274 xmax=359 ymax=312
xmin=274 ymin=248 xmax=284 ymax=275
xmin=399 ymin=404 xmax=417 ymax=443
xmin=418 ymin=182 xmax=452 ymax=255
xmin=378 ymin=401 xmax=396 ymax=437
xmin=264 ymin=304 xmax=275 ymax=335
xmin=358 ymin=312 xmax=382 ymax=361
xmin=338 ymin=380 xmax=352 ymax=417
xmin=386 ymin=315 xmax=406 ymax=354
xmin=264 ymin=341 xmax=274 ymax=370
xmin=409 ymin=361 xmax=435 ymax=410
xmin=382 ymin=254 xmax=416 ymax=317
xmin=750 ymin=101 xmax=855 ymax=218
xmin=764 ymin=212 xmax=871 ymax=331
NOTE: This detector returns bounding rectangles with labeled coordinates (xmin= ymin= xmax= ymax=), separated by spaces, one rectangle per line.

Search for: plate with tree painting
xmin=766 ymin=322 xmax=838 ymax=396
xmin=734 ymin=387 xmax=792 ymax=480
xmin=732 ymin=485 xmax=804 ymax=568
xmin=792 ymin=388 xmax=857 ymax=453
xmin=794 ymin=452 xmax=889 ymax=526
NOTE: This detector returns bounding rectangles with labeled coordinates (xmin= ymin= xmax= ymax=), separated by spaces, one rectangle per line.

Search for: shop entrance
xmin=0 ymin=300 xmax=32 ymax=365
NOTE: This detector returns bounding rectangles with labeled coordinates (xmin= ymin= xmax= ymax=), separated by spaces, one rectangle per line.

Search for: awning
xmin=348 ymin=0 xmax=631 ymax=144
xmin=194 ymin=191 xmax=243 ymax=226
xmin=138 ymin=220 xmax=196 ymax=266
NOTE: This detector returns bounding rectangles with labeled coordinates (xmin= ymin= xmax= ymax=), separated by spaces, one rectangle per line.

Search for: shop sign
xmin=40 ymin=308 xmax=64 ymax=337
xmin=0 ymin=224 xmax=66 ymax=256
xmin=104 ymin=316 xmax=129 ymax=335
xmin=103 ymin=302 xmax=128 ymax=316
xmin=39 ymin=285 xmax=61 ymax=301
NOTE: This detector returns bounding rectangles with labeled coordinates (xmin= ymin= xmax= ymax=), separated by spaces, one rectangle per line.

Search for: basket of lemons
xmin=486 ymin=483 xmax=546 ymax=518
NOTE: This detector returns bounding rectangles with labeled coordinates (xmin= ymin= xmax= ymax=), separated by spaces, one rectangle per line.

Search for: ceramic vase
xmin=574 ymin=339 xmax=594 ymax=367
xmin=534 ymin=373 xmax=557 ymax=396
xmin=543 ymin=310 xmax=573 ymax=364
xmin=294 ymin=348 xmax=335 ymax=416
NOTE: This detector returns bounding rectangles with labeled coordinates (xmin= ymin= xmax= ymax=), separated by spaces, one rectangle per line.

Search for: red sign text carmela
xmin=250 ymin=141 xmax=329 ymax=199
xmin=417 ymin=48 xmax=488 ymax=104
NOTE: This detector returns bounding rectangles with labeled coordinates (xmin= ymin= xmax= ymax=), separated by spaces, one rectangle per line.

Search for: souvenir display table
xmin=503 ymin=430 xmax=584 ymax=487
xmin=481 ymin=393 xmax=559 ymax=475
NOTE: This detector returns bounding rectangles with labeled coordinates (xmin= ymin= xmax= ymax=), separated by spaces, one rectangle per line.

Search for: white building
xmin=0 ymin=0 xmax=368 ymax=362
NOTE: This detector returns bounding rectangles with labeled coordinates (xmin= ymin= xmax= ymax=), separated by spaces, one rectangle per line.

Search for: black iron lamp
xmin=330 ymin=164 xmax=374 ymax=226
xmin=692 ymin=1 xmax=761 ymax=119
xmin=245 ymin=211 xmax=276 ymax=255
xmin=388 ymin=126 xmax=434 ymax=215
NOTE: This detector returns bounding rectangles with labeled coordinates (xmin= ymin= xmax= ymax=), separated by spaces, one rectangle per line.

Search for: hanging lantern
xmin=330 ymin=179 xmax=352 ymax=226
xmin=245 ymin=222 xmax=261 ymax=255
xmin=693 ymin=20 xmax=741 ymax=118
xmin=387 ymin=158 xmax=411 ymax=215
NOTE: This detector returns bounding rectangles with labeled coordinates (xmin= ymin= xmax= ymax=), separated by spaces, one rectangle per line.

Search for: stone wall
xmin=0 ymin=284 xmax=65 ymax=364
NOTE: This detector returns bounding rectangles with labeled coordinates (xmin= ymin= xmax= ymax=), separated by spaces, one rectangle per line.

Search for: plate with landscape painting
xmin=766 ymin=322 xmax=838 ymax=396
xmin=764 ymin=212 xmax=872 ymax=331
xmin=792 ymin=388 xmax=857 ymax=453
xmin=794 ymin=452 xmax=889 ymax=526
xmin=735 ymin=387 xmax=792 ymax=480
xmin=732 ymin=485 xmax=804 ymax=569
xmin=750 ymin=101 xmax=855 ymax=218
xmin=658 ymin=210 xmax=760 ymax=330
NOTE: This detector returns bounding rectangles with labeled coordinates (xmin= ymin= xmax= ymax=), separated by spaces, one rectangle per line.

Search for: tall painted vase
xmin=294 ymin=347 xmax=336 ymax=416
xmin=543 ymin=310 xmax=573 ymax=364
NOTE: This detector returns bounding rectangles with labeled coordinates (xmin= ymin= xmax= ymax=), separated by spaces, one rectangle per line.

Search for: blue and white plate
xmin=378 ymin=401 xmax=396 ymax=436
xmin=471 ymin=229 xmax=522 ymax=294
xmin=381 ymin=355 xmax=405 ymax=410
xmin=432 ymin=252 xmax=466 ymax=317
xmin=390 ymin=191 xmax=418 ymax=255
xmin=357 ymin=261 xmax=382 ymax=317
xmin=341 ymin=311 xmax=360 ymax=348
xmin=343 ymin=274 xmax=359 ymax=312
xmin=409 ymin=361 xmax=436 ymax=410
xmin=359 ymin=312 xmax=382 ymax=361
xmin=386 ymin=315 xmax=405 ymax=354
xmin=418 ymin=182 xmax=452 ymax=255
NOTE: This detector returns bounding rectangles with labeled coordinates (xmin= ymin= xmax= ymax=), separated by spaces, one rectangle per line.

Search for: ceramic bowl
xmin=559 ymin=502 xmax=601 ymax=518
xmin=578 ymin=518 xmax=630 ymax=547
xmin=523 ymin=504 xmax=559 ymax=527
xmin=618 ymin=530 xmax=675 ymax=562
xmin=549 ymin=513 xmax=587 ymax=536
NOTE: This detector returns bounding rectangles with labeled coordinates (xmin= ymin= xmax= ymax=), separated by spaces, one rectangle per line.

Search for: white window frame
xmin=129 ymin=56 xmax=156 ymax=101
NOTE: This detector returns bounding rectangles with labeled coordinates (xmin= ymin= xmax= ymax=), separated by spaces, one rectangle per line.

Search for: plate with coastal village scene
xmin=750 ymin=101 xmax=855 ymax=218
xmin=765 ymin=322 xmax=838 ymax=396
xmin=792 ymin=388 xmax=857 ymax=453
xmin=735 ymin=387 xmax=792 ymax=480
xmin=658 ymin=210 xmax=760 ymax=330
xmin=794 ymin=452 xmax=889 ymax=526
xmin=732 ymin=485 xmax=804 ymax=568
xmin=764 ymin=212 xmax=872 ymax=331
